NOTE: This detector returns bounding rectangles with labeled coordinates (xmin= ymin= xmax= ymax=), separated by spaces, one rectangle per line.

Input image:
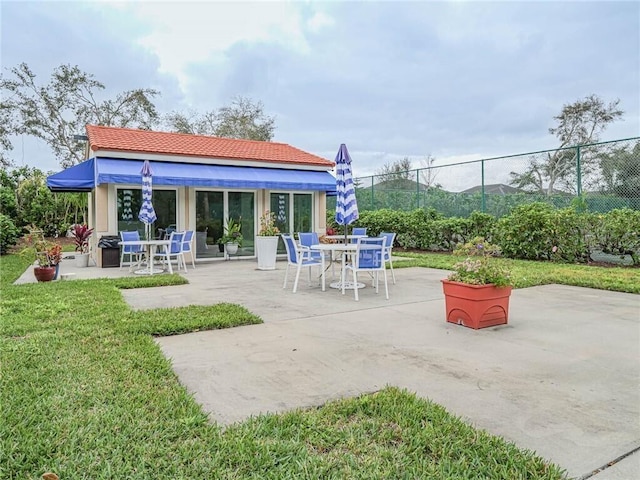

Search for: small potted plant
xmin=71 ymin=223 xmax=94 ymax=267
xmin=20 ymin=227 xmax=63 ymax=282
xmin=441 ymin=236 xmax=513 ymax=329
xmin=256 ymin=211 xmax=280 ymax=270
xmin=218 ymin=218 xmax=243 ymax=255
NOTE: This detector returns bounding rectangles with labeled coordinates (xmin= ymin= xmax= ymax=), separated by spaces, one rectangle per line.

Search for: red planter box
xmin=441 ymin=280 xmax=512 ymax=329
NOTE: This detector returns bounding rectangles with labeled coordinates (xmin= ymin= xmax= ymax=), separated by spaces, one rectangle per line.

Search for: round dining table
xmin=118 ymin=239 xmax=171 ymax=275
xmin=310 ymin=242 xmax=377 ymax=291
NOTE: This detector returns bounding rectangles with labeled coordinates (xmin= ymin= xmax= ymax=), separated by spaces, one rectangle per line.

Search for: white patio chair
xmin=380 ymin=232 xmax=397 ymax=284
xmin=342 ymin=237 xmax=388 ymax=301
xmin=282 ymin=233 xmax=322 ymax=293
xmin=154 ymin=231 xmax=186 ymax=274
xmin=119 ymin=231 xmax=144 ymax=271
xmin=181 ymin=230 xmax=196 ymax=269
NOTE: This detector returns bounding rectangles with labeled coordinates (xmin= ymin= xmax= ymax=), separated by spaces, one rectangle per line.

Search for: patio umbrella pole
xmin=139 ymin=159 xmax=158 ymax=251
xmin=334 ymin=143 xmax=359 ymax=289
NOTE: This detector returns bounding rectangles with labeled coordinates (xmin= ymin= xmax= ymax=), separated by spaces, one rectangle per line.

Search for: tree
xmin=418 ymin=154 xmax=442 ymax=190
xmin=1 ymin=63 xmax=160 ymax=168
xmin=0 ymin=107 xmax=16 ymax=168
xmin=375 ymin=157 xmax=414 ymax=184
xmin=598 ymin=141 xmax=640 ymax=202
xmin=1 ymin=165 xmax=87 ymax=235
xmin=510 ymin=94 xmax=623 ymax=195
xmin=164 ymin=96 xmax=275 ymax=141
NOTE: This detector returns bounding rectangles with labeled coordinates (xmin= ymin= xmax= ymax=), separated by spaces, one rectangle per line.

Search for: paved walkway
xmin=16 ymin=257 xmax=640 ymax=478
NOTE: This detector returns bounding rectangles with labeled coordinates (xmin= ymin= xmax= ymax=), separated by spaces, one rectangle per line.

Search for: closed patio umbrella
xmin=334 ymin=144 xmax=359 ymax=242
xmin=138 ymin=160 xmax=157 ymax=240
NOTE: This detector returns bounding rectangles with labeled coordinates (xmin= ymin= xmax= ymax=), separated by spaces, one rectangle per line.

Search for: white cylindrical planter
xmin=76 ymin=253 xmax=90 ymax=268
xmin=256 ymin=236 xmax=279 ymax=270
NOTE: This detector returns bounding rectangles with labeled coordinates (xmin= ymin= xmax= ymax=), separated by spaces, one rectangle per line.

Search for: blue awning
xmin=47 ymin=158 xmax=96 ymax=192
xmin=48 ymin=157 xmax=337 ymax=192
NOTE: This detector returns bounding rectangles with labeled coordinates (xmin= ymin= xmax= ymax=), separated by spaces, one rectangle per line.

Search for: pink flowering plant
xmin=447 ymin=237 xmax=512 ymax=287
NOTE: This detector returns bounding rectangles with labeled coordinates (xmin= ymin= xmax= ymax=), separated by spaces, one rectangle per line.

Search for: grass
xmin=5 ymin=250 xmax=636 ymax=478
xmin=394 ymin=251 xmax=640 ymax=293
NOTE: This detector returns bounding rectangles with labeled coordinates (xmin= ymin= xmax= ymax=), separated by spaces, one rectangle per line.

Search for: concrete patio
xmin=15 ymin=255 xmax=640 ymax=479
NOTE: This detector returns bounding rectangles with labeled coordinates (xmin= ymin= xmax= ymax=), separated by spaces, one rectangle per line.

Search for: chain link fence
xmin=328 ymin=137 xmax=640 ymax=218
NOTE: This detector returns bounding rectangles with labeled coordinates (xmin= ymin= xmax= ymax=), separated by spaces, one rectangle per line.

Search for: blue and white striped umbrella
xmin=138 ymin=160 xmax=157 ymax=239
xmin=334 ymin=144 xmax=359 ymax=238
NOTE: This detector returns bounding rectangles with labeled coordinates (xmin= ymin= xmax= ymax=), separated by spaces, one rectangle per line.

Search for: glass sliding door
xmin=117 ymin=188 xmax=176 ymax=238
xmin=270 ymin=193 xmax=291 ymax=234
xmin=293 ymin=194 xmax=312 ymax=232
xmin=195 ymin=191 xmax=224 ymax=259
xmin=228 ymin=191 xmax=255 ymax=256
xmin=195 ymin=190 xmax=255 ymax=258
xmin=270 ymin=192 xmax=313 ymax=253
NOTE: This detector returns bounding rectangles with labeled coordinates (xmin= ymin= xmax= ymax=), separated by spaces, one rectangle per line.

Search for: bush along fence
xmin=326 ymin=137 xmax=640 ymax=218
xmin=327 ymin=204 xmax=640 ymax=265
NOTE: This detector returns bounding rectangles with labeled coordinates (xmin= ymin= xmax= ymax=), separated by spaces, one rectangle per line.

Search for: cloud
xmin=104 ymin=1 xmax=320 ymax=96
xmin=2 ymin=0 xmax=638 ymax=177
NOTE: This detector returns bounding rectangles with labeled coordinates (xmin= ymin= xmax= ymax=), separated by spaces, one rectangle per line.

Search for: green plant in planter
xmin=218 ymin=218 xmax=243 ymax=246
xmin=447 ymin=236 xmax=512 ymax=287
xmin=19 ymin=226 xmax=62 ymax=267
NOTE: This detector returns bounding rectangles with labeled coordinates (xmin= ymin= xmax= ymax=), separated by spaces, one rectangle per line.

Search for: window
xmin=117 ymin=188 xmax=176 ymax=238
xmin=270 ymin=192 xmax=313 ymax=252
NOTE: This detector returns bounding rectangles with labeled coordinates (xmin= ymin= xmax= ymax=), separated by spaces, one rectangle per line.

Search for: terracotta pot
xmin=441 ymin=280 xmax=512 ymax=329
xmin=34 ymin=266 xmax=56 ymax=282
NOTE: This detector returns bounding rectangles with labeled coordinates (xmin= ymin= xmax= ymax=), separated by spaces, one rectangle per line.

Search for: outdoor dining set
xmin=281 ymin=229 xmax=397 ymax=301
xmin=118 ymin=230 xmax=195 ymax=275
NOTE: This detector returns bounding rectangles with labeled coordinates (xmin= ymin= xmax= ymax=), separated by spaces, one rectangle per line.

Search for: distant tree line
xmin=0 ymin=63 xmax=275 ymax=169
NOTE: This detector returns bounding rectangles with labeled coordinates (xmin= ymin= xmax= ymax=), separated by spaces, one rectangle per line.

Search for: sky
xmin=2 ymin=0 xmax=639 ymax=188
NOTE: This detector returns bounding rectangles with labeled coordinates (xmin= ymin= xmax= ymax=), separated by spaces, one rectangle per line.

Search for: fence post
xmin=416 ymin=169 xmax=420 ymax=209
xmin=576 ymin=145 xmax=582 ymax=197
xmin=371 ymin=176 xmax=374 ymax=210
xmin=481 ymin=160 xmax=486 ymax=212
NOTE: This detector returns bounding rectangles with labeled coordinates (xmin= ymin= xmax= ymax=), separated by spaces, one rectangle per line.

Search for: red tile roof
xmin=86 ymin=125 xmax=334 ymax=167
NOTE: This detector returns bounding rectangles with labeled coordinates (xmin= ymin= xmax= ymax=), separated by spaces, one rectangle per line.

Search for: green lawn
xmin=5 ymin=252 xmax=636 ymax=478
xmin=394 ymin=252 xmax=640 ymax=293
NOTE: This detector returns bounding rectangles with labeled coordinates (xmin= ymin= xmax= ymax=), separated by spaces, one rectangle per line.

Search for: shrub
xmin=0 ymin=214 xmax=20 ymax=255
xmin=548 ymin=209 xmax=592 ymax=263
xmin=495 ymin=203 xmax=557 ymax=260
xmin=468 ymin=211 xmax=497 ymax=240
xmin=590 ymin=208 xmax=640 ymax=265
xmin=432 ymin=217 xmax=472 ymax=251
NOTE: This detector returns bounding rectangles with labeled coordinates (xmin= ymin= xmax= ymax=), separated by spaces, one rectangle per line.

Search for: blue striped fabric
xmin=334 ymin=144 xmax=359 ymax=226
xmin=138 ymin=160 xmax=157 ymax=225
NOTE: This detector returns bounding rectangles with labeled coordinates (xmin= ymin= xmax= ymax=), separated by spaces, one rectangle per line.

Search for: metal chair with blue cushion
xmin=350 ymin=227 xmax=367 ymax=243
xmin=154 ymin=231 xmax=186 ymax=274
xmin=380 ymin=232 xmax=397 ymax=284
xmin=181 ymin=230 xmax=196 ymax=269
xmin=281 ymin=233 xmax=322 ymax=293
xmin=119 ymin=231 xmax=144 ymax=271
xmin=299 ymin=231 xmax=335 ymax=279
xmin=342 ymin=237 xmax=388 ymax=301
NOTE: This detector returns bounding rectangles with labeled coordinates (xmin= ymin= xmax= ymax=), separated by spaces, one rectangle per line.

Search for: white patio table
xmin=323 ymin=234 xmax=367 ymax=243
xmin=118 ymin=239 xmax=171 ymax=275
xmin=311 ymin=242 xmax=379 ymax=291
